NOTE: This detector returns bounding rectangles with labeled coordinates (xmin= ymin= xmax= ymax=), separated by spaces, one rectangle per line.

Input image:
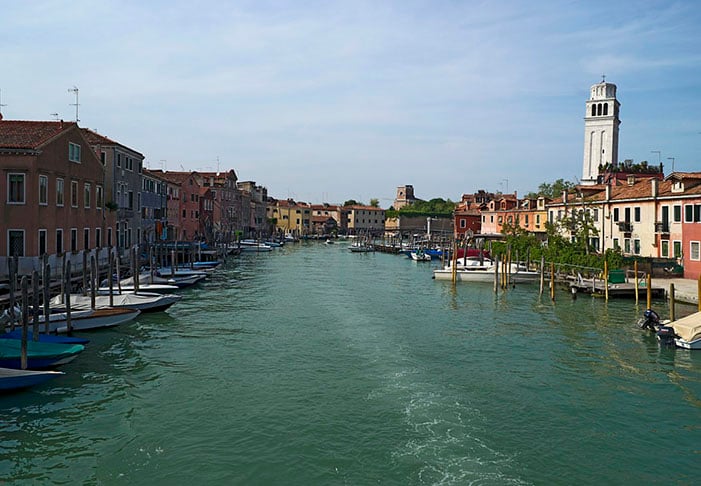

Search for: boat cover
xmin=669 ymin=312 xmax=701 ymax=342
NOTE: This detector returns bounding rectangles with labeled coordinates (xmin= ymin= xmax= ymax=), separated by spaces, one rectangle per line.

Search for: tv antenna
xmin=68 ymin=86 xmax=80 ymax=122
xmin=50 ymin=113 xmax=59 ymax=121
xmin=0 ymin=88 xmax=6 ymax=116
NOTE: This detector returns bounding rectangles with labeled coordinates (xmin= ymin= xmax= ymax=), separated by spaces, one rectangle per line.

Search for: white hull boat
xmin=433 ymin=258 xmax=539 ymax=283
xmin=5 ymin=307 xmax=142 ymax=334
xmin=51 ymin=292 xmax=181 ymax=313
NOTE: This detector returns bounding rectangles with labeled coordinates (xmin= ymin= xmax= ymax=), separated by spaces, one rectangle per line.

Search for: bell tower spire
xmin=582 ymin=79 xmax=620 ymax=185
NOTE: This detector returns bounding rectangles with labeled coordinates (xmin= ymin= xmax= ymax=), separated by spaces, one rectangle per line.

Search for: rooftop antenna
xmin=0 ymin=88 xmax=6 ymax=116
xmin=68 ymin=86 xmax=80 ymax=122
xmin=216 ymin=156 xmax=220 ymax=173
xmin=160 ymin=159 xmax=167 ymax=171
xmin=50 ymin=113 xmax=59 ymax=121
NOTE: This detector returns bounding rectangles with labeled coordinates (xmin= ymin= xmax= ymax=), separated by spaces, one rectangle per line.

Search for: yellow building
xmin=267 ymin=199 xmax=312 ymax=236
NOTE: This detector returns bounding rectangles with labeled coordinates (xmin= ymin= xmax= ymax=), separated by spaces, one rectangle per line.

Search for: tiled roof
xmin=158 ymin=171 xmax=193 ymax=184
xmin=0 ymin=119 xmax=76 ymax=149
xmin=81 ymin=128 xmax=118 ymax=145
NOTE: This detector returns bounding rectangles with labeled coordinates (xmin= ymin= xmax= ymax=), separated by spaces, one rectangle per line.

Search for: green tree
xmin=343 ymin=199 xmax=360 ymax=206
xmin=369 ymin=198 xmax=379 ymax=208
xmin=526 ymin=179 xmax=577 ymax=199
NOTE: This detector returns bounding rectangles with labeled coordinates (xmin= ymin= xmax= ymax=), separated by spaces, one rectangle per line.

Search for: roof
xmin=81 ymin=128 xmax=144 ymax=157
xmin=0 ymin=119 xmax=76 ymax=149
xmin=158 ymin=171 xmax=195 ymax=185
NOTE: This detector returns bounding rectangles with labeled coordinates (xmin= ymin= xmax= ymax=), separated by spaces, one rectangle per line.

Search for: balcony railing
xmin=654 ymin=222 xmax=670 ymax=233
xmin=617 ymin=221 xmax=633 ymax=233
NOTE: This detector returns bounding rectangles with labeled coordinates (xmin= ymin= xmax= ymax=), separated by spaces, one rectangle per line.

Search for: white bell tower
xmin=582 ymin=77 xmax=620 ymax=185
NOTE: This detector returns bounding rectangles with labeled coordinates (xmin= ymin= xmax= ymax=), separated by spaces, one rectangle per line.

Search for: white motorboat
xmin=433 ymin=258 xmax=539 ymax=283
xmin=349 ymin=243 xmax=374 ymax=253
xmin=238 ymin=240 xmax=273 ymax=252
xmin=51 ymin=292 xmax=182 ymax=313
xmin=409 ymin=250 xmax=431 ymax=261
xmin=1 ymin=307 xmax=141 ymax=334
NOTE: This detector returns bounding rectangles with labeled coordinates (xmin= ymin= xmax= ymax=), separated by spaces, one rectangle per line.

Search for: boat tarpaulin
xmin=669 ymin=312 xmax=701 ymax=342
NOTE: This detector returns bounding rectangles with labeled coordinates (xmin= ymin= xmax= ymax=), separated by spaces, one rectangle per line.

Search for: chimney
xmin=605 ymin=184 xmax=611 ymax=201
xmin=651 ymin=178 xmax=658 ymax=198
xmin=562 ymin=190 xmax=568 ymax=203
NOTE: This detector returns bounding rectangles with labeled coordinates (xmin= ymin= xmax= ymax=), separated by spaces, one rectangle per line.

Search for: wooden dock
xmin=568 ymin=276 xmax=666 ymax=299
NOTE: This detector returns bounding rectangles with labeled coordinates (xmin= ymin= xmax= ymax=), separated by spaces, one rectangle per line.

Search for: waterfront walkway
xmin=651 ymin=277 xmax=700 ymax=307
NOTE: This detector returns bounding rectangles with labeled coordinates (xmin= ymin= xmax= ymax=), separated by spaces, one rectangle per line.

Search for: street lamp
xmin=667 ymin=157 xmax=675 ymax=173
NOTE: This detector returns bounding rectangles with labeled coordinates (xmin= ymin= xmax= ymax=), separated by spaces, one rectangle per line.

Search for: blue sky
xmin=1 ymin=0 xmax=700 ymax=205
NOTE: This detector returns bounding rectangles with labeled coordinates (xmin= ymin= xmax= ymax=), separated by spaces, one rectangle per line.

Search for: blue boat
xmin=0 ymin=367 xmax=63 ymax=391
xmin=0 ymin=329 xmax=89 ymax=345
xmin=0 ymin=339 xmax=85 ymax=369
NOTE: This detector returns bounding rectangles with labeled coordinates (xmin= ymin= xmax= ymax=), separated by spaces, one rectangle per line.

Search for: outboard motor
xmin=656 ymin=326 xmax=677 ymax=347
xmin=639 ymin=308 xmax=661 ymax=331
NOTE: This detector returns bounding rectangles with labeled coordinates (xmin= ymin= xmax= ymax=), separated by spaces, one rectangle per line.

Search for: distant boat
xmin=0 ymin=367 xmax=64 ymax=391
xmin=349 ymin=242 xmax=374 ymax=253
xmin=238 ymin=240 xmax=273 ymax=252
xmin=409 ymin=250 xmax=431 ymax=261
xmin=0 ymin=339 xmax=85 ymax=369
xmin=325 ymin=239 xmax=334 ymax=245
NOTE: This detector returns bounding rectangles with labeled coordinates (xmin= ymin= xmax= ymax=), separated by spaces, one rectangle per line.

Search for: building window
xmin=613 ymin=208 xmax=619 ymax=222
xmin=613 ymin=238 xmax=620 ymax=250
xmin=633 ymin=239 xmax=641 ymax=255
xmin=661 ymin=240 xmax=669 ymax=257
xmin=8 ymin=230 xmax=25 ymax=257
xmin=96 ymin=228 xmax=102 ymax=248
xmin=8 ymin=173 xmax=25 ymax=203
xmin=691 ymin=242 xmax=700 ymax=261
xmin=460 ymin=219 xmax=466 ymax=228
xmin=84 ymin=228 xmax=90 ymax=249
xmin=96 ymin=185 xmax=103 ymax=209
xmin=634 ymin=207 xmax=641 ymax=222
xmin=624 ymin=238 xmax=631 ymax=253
xmin=71 ymin=181 xmax=78 ymax=207
xmin=101 ymin=151 xmax=106 ymax=165
xmin=56 ymin=229 xmax=63 ymax=253
xmin=117 ymin=153 xmax=122 ymax=167
xmin=57 ymin=178 xmax=64 ymax=206
xmin=70 ymin=228 xmax=78 ymax=252
xmin=39 ymin=229 xmax=47 ymax=256
xmin=128 ymin=191 xmax=133 ymax=209
xmin=673 ymin=240 xmax=682 ymax=258
xmin=69 ymin=142 xmax=81 ymax=162
xmin=39 ymin=175 xmax=48 ymax=205
xmin=685 ymin=205 xmax=694 ymax=223
xmin=673 ymin=205 xmax=682 ymax=222
xmin=84 ymin=183 xmax=91 ymax=208
xmin=107 ymin=227 xmax=113 ymax=247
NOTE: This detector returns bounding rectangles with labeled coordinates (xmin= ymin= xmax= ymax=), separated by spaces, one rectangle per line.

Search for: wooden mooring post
xmin=20 ymin=276 xmax=29 ymax=370
xmin=670 ymin=283 xmax=676 ymax=322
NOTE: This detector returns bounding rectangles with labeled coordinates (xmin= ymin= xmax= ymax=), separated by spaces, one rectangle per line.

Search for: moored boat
xmin=0 ymin=367 xmax=64 ymax=391
xmin=51 ymin=292 xmax=182 ymax=313
xmin=0 ymin=339 xmax=85 ymax=369
xmin=433 ymin=258 xmax=539 ymax=283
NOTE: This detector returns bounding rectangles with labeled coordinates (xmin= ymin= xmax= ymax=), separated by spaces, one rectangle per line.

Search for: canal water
xmin=1 ymin=241 xmax=700 ymax=484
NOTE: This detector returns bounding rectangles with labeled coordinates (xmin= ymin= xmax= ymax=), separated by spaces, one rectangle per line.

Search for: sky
xmin=1 ymin=0 xmax=700 ymax=206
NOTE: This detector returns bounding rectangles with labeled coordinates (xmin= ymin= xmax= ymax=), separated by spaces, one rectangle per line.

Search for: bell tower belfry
xmin=582 ymin=78 xmax=620 ymax=185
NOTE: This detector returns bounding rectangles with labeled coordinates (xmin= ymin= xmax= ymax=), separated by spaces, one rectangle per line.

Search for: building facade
xmin=582 ymin=79 xmax=621 ymax=185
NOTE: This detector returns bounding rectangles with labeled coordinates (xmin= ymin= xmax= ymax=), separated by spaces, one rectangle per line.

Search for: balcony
xmin=117 ymin=208 xmax=135 ymax=219
xmin=654 ymin=222 xmax=670 ymax=234
xmin=617 ymin=221 xmax=633 ymax=233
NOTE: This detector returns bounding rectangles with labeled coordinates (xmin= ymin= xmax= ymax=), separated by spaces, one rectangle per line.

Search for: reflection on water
xmin=1 ymin=243 xmax=700 ymax=484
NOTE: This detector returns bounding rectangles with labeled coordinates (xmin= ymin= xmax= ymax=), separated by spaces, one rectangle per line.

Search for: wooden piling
xmin=604 ymin=260 xmax=609 ymax=301
xmin=646 ymin=274 xmax=652 ymax=309
xmin=539 ymin=256 xmax=545 ymax=296
xmin=8 ymin=257 xmax=17 ymax=331
xmin=698 ymin=275 xmax=701 ymax=312
xmin=550 ymin=262 xmax=555 ymax=301
xmin=43 ymin=259 xmax=51 ymax=335
xmin=634 ymin=261 xmax=639 ymax=304
xmin=109 ymin=251 xmax=115 ymax=307
xmin=90 ymin=255 xmax=97 ymax=310
xmin=82 ymin=250 xmax=88 ymax=296
xmin=64 ymin=260 xmax=73 ymax=334
xmin=670 ymin=283 xmax=676 ymax=321
xmin=32 ymin=271 xmax=40 ymax=341
xmin=21 ymin=276 xmax=29 ymax=370
xmin=494 ymin=254 xmax=499 ymax=294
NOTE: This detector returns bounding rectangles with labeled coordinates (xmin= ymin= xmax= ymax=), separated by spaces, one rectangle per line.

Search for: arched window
xmin=591 ymin=105 xmax=596 ymax=116
xmin=603 ymin=103 xmax=608 ymax=115
xmin=597 ymin=103 xmax=602 ymax=116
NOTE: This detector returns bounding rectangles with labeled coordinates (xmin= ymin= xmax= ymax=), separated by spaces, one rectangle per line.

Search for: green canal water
xmin=1 ymin=242 xmax=700 ymax=484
